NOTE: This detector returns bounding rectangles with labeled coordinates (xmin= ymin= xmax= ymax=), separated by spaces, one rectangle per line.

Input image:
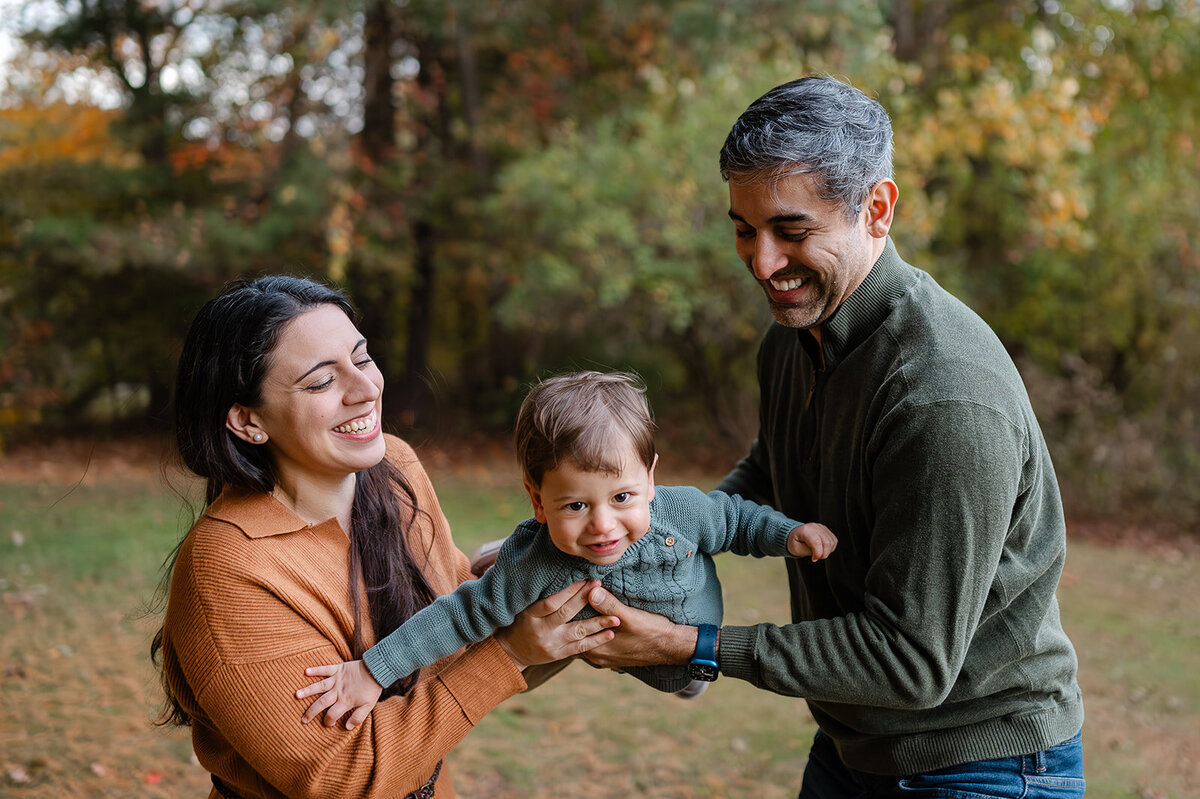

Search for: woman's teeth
xmin=333 ymin=413 xmax=376 ymax=434
xmin=770 ymin=276 xmax=807 ymax=291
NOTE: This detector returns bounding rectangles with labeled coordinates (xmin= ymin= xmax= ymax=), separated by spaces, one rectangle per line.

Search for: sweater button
xmin=664 ymin=536 xmax=675 ymax=546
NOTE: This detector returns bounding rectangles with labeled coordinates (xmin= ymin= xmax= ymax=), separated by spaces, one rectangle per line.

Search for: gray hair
xmin=719 ymin=75 xmax=894 ymax=218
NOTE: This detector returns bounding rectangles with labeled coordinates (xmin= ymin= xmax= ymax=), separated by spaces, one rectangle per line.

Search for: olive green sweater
xmin=717 ymin=239 xmax=1083 ymax=775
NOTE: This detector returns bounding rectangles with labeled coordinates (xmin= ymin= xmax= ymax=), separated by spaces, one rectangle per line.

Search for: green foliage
xmin=1 ymin=0 xmax=1198 ymax=524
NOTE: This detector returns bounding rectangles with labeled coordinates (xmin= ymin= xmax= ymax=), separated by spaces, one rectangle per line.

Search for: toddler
xmin=297 ymin=371 xmax=836 ymax=727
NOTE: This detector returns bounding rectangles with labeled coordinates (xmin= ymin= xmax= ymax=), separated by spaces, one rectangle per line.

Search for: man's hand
xmin=583 ymin=586 xmax=697 ymax=668
xmin=494 ymin=580 xmax=620 ymax=669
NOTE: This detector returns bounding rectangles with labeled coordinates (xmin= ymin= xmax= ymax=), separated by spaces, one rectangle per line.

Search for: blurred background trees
xmin=1 ymin=0 xmax=1197 ymax=526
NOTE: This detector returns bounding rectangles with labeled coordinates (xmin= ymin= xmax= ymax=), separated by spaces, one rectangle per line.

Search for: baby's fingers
xmin=305 ymin=663 xmax=343 ymax=678
xmin=295 ymin=676 xmax=336 ymax=699
xmin=300 ymin=690 xmax=339 ymax=725
xmin=344 ymin=702 xmax=375 ymax=731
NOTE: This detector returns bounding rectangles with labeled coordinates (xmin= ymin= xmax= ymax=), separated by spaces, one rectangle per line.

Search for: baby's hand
xmin=296 ymin=659 xmax=382 ymax=730
xmin=787 ymin=522 xmax=838 ymax=561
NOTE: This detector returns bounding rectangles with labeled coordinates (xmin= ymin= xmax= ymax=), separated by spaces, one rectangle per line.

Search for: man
xmin=588 ymin=75 xmax=1085 ymax=796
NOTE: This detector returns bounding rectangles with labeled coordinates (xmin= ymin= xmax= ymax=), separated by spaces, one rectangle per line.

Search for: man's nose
xmin=751 ymin=234 xmax=788 ymax=280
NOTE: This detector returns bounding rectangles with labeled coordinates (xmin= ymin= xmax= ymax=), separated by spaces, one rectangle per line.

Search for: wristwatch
xmin=687 ymin=624 xmax=720 ymax=682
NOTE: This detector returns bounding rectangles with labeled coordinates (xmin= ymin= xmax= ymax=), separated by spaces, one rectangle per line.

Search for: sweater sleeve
xmin=363 ymin=527 xmax=552 ymax=688
xmin=719 ymin=399 xmax=1025 ymax=709
xmin=670 ymin=486 xmax=796 ymax=558
xmin=716 ymin=437 xmax=776 ymax=507
xmin=165 ymin=438 xmax=529 ymax=799
xmin=170 ymin=542 xmax=526 ymax=799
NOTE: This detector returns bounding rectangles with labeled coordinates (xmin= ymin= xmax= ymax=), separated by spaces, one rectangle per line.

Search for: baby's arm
xmin=296 ymin=659 xmax=382 ymax=730
xmin=786 ymin=522 xmax=838 ymax=561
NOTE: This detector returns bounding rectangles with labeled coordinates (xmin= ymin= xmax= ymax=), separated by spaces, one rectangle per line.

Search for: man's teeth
xmin=770 ymin=276 xmax=806 ymax=291
xmin=334 ymin=413 xmax=376 ymax=434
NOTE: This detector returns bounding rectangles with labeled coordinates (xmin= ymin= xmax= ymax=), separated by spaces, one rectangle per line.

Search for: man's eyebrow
xmin=727 ymin=210 xmax=816 ymax=225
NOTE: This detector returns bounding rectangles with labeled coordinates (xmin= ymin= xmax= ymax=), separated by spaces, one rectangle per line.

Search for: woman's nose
xmin=346 ymin=367 xmax=381 ymax=404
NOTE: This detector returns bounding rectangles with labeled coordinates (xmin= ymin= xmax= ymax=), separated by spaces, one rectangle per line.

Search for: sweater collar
xmin=206 ymin=485 xmax=340 ymax=539
xmin=804 ymin=237 xmax=915 ymax=369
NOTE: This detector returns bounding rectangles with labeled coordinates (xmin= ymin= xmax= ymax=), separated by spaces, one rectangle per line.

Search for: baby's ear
xmin=523 ymin=479 xmax=547 ymax=523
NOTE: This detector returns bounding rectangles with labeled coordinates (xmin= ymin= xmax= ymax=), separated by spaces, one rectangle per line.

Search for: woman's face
xmin=237 ymin=304 xmax=386 ymax=488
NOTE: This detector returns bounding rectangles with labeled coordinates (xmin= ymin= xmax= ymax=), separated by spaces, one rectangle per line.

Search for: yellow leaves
xmin=0 ymin=103 xmax=128 ymax=171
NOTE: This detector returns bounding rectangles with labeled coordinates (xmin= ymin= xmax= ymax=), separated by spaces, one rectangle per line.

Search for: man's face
xmin=728 ymin=172 xmax=880 ymax=331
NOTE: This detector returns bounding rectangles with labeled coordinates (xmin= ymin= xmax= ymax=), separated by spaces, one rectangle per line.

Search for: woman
xmin=152 ymin=275 xmax=616 ymax=798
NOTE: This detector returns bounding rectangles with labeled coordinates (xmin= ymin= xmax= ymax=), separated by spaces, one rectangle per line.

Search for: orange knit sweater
xmin=160 ymin=435 xmax=526 ymax=798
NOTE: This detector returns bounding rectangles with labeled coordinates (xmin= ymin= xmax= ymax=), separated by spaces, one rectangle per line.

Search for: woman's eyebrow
xmin=294 ymin=340 xmax=367 ymax=382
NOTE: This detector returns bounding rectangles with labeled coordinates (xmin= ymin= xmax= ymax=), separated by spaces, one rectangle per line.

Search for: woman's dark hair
xmin=151 ymin=275 xmax=437 ymax=725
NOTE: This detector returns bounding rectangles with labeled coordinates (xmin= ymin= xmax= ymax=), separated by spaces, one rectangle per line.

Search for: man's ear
xmin=523 ymin=479 xmax=547 ymax=524
xmin=226 ymin=404 xmax=266 ymax=444
xmin=864 ymin=179 xmax=898 ymax=239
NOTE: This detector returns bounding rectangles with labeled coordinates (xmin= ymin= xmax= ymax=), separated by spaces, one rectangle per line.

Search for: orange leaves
xmin=0 ymin=103 xmax=128 ymax=172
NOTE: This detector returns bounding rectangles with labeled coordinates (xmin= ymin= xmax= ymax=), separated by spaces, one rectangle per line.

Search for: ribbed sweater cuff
xmin=363 ymin=641 xmax=410 ymax=689
xmin=716 ymin=624 xmax=758 ymax=680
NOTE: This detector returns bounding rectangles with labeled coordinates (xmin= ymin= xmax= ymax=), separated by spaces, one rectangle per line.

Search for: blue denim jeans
xmin=798 ymin=728 xmax=1085 ymax=798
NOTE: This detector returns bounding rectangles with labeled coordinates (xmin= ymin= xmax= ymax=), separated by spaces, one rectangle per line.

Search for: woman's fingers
xmin=568 ymin=619 xmax=618 ymax=654
xmin=532 ymin=580 xmax=594 ymax=621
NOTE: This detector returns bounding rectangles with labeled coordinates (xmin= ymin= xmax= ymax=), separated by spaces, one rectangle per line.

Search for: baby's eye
xmin=565 ymin=501 xmax=586 ymax=512
xmin=612 ymin=492 xmax=631 ymax=504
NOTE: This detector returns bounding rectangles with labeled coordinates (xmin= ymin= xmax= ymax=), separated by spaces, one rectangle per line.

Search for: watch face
xmin=687 ymin=662 xmax=719 ymax=682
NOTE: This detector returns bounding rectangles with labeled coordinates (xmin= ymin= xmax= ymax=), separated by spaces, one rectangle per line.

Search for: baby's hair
xmin=515 ymin=370 xmax=657 ymax=487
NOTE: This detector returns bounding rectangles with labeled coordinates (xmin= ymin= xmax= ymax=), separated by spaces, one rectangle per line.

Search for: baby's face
xmin=525 ymin=452 xmax=656 ymax=566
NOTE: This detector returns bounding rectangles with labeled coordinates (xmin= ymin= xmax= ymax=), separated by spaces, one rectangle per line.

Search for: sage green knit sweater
xmin=717 ymin=239 xmax=1083 ymax=775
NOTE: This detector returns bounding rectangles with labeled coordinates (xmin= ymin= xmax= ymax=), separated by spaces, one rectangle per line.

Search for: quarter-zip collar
xmin=802 ymin=237 xmax=916 ymax=371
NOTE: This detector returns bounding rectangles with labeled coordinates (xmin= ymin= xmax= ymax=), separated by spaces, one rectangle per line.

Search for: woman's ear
xmin=226 ymin=404 xmax=267 ymax=444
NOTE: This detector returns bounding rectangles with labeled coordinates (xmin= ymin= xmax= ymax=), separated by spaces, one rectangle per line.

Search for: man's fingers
xmin=587 ymin=585 xmax=627 ymax=616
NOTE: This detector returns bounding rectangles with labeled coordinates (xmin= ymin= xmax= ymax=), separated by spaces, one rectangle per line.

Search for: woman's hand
xmin=583 ymin=586 xmax=696 ymax=668
xmin=296 ymin=660 xmax=383 ymax=730
xmin=494 ymin=580 xmax=620 ymax=669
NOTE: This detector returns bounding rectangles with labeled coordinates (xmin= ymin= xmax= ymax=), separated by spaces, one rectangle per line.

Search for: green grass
xmin=1 ymin=470 xmax=1197 ymax=798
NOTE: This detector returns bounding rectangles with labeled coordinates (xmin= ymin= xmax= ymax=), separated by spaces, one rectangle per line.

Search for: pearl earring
xmin=253 ymin=433 xmax=264 ymax=442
